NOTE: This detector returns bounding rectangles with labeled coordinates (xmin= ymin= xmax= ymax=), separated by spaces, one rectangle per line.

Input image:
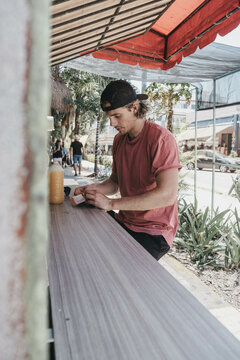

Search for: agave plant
xmin=176 ymin=199 xmax=231 ymax=268
xmin=178 ymin=172 xmax=190 ymax=202
xmin=224 ymin=208 xmax=240 ymax=269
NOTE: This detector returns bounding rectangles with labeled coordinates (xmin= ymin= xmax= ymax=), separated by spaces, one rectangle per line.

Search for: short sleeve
xmin=151 ymin=133 xmax=182 ymax=177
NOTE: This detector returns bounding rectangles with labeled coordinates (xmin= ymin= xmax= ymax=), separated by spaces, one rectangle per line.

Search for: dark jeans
xmin=108 ymin=211 xmax=170 ymax=261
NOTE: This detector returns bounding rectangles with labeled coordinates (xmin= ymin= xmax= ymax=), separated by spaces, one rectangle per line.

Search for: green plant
xmin=224 ymin=208 xmax=240 ymax=269
xmin=85 ymin=154 xmax=95 ymax=163
xmin=179 ymin=150 xmax=195 ymax=167
xmin=176 ymin=199 xmax=231 ymax=268
xmin=178 ymin=172 xmax=190 ymax=201
xmin=234 ymin=177 xmax=240 ymax=202
xmin=230 ymin=150 xmax=238 ymax=158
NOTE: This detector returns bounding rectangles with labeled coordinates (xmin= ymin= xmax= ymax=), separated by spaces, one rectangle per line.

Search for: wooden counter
xmin=48 ymin=199 xmax=240 ymax=360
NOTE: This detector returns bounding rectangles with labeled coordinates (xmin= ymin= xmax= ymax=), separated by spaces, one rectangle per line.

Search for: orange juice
xmin=49 ymin=161 xmax=64 ymax=204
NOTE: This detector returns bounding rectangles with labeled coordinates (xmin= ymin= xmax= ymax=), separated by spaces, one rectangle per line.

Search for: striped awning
xmin=50 ymin=0 xmax=240 ymax=70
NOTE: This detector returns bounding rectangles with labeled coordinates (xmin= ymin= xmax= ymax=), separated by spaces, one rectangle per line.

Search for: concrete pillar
xmin=0 ymin=1 xmax=49 ymax=359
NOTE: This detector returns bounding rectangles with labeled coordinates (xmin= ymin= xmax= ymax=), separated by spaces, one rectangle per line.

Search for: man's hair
xmin=125 ymin=100 xmax=149 ymax=118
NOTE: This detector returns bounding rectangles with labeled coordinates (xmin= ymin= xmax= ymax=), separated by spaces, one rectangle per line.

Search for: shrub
xmin=178 ymin=172 xmax=190 ymax=201
xmin=224 ymin=208 xmax=240 ymax=269
xmin=179 ymin=150 xmax=194 ymax=166
xmin=176 ymin=199 xmax=231 ymax=268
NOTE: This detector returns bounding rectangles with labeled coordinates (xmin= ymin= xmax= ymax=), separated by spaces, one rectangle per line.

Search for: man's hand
xmin=74 ymin=183 xmax=99 ymax=196
xmin=84 ymin=189 xmax=113 ymax=211
xmin=74 ymin=185 xmax=112 ymax=210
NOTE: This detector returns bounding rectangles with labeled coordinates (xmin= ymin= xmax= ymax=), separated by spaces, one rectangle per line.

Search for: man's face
xmin=106 ymin=104 xmax=137 ymax=135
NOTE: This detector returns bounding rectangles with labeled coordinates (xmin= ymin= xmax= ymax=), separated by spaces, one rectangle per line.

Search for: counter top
xmin=48 ymin=199 xmax=240 ymax=360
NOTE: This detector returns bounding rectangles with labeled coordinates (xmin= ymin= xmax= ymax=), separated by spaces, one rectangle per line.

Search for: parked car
xmin=186 ymin=150 xmax=240 ymax=173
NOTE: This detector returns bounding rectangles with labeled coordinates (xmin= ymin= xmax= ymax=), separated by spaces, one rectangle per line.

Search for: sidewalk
xmin=63 ymin=159 xmax=102 ymax=187
xmin=64 ymin=160 xmax=240 ymax=342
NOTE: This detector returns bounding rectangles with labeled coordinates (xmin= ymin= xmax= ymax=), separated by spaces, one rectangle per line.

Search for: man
xmin=70 ymin=135 xmax=84 ymax=176
xmin=75 ymin=80 xmax=181 ymax=260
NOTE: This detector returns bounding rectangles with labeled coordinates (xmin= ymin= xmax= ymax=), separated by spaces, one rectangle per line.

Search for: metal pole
xmin=215 ymin=67 xmax=240 ymax=80
xmin=194 ymin=87 xmax=198 ymax=206
xmin=211 ymin=79 xmax=216 ymax=216
xmin=94 ymin=111 xmax=100 ymax=176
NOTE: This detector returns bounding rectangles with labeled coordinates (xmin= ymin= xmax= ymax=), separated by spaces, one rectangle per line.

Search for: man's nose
xmin=110 ymin=118 xmax=117 ymax=127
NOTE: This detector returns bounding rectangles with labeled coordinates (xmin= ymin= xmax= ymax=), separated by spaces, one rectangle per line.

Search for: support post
xmin=211 ymin=79 xmax=216 ymax=216
xmin=194 ymin=87 xmax=198 ymax=206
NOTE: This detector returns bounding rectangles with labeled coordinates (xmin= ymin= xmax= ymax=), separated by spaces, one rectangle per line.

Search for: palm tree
xmin=145 ymin=82 xmax=192 ymax=133
xmin=60 ymin=68 xmax=115 ymax=175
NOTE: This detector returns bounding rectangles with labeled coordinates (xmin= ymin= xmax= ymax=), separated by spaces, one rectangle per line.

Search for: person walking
xmin=52 ymin=139 xmax=64 ymax=166
xmin=62 ymin=141 xmax=69 ymax=168
xmin=70 ymin=135 xmax=84 ymax=176
xmin=74 ymin=80 xmax=181 ymax=260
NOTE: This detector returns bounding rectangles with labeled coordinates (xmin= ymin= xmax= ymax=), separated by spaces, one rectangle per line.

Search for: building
xmin=178 ymin=104 xmax=240 ymax=155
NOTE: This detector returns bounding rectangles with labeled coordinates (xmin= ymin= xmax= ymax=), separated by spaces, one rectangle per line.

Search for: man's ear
xmin=132 ymin=101 xmax=139 ymax=115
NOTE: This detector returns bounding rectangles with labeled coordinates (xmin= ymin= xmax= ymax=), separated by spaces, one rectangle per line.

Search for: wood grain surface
xmin=48 ymin=200 xmax=240 ymax=360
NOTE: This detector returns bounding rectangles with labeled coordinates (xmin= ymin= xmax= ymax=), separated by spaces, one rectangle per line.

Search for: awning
xmin=177 ymin=124 xmax=232 ymax=142
xmin=50 ymin=0 xmax=240 ymax=70
xmin=64 ymin=42 xmax=240 ymax=83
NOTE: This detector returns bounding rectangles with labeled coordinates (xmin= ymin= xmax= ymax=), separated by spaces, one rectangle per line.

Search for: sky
xmin=215 ymin=25 xmax=240 ymax=47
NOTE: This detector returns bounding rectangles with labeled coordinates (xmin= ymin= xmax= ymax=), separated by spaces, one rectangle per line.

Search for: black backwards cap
xmin=100 ymin=80 xmax=148 ymax=111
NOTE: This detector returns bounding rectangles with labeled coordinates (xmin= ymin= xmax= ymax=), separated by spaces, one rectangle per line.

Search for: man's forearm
xmin=110 ymin=168 xmax=179 ymax=211
xmin=110 ymin=186 xmax=176 ymax=211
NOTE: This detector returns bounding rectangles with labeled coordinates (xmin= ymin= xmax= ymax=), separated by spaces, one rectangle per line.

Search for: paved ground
xmin=64 ymin=160 xmax=240 ymax=342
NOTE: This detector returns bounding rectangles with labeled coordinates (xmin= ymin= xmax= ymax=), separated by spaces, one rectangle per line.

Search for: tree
xmin=60 ymin=68 xmax=116 ymax=175
xmin=51 ymin=66 xmax=74 ymax=143
xmin=145 ymin=82 xmax=192 ymax=133
xmin=60 ymin=68 xmax=99 ymax=136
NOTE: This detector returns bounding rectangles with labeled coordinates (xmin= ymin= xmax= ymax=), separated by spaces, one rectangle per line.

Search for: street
xmin=181 ymin=168 xmax=240 ymax=212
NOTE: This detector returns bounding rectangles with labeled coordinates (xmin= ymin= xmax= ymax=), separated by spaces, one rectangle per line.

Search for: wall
xmin=0 ymin=1 xmax=49 ymax=359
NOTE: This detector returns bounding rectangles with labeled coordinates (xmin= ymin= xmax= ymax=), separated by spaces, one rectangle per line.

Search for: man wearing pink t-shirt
xmin=75 ymin=80 xmax=181 ymax=260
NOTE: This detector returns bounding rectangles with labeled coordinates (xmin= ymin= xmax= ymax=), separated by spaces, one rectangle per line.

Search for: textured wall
xmin=0 ymin=1 xmax=49 ymax=359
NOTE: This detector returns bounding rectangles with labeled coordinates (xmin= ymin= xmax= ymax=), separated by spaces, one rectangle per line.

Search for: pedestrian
xmin=62 ymin=141 xmax=68 ymax=168
xmin=74 ymin=80 xmax=181 ymax=260
xmin=52 ymin=139 xmax=64 ymax=166
xmin=70 ymin=135 xmax=84 ymax=176
xmin=182 ymin=141 xmax=189 ymax=152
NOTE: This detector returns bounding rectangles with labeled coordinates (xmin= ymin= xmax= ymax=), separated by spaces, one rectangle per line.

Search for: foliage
xmin=230 ymin=150 xmax=238 ymax=158
xmin=85 ymin=154 xmax=95 ymax=163
xmin=84 ymin=153 xmax=112 ymax=180
xmin=233 ymin=176 xmax=240 ymax=202
xmin=98 ymin=156 xmax=112 ymax=169
xmin=60 ymin=68 xmax=115 ymax=136
xmin=178 ymin=172 xmax=190 ymax=201
xmin=145 ymin=82 xmax=192 ymax=133
xmin=179 ymin=150 xmax=195 ymax=166
xmin=56 ymin=68 xmax=117 ymax=175
xmin=51 ymin=111 xmax=63 ymax=142
xmin=85 ymin=154 xmax=112 ymax=169
xmin=176 ymin=199 xmax=231 ymax=268
xmin=224 ymin=208 xmax=240 ymax=269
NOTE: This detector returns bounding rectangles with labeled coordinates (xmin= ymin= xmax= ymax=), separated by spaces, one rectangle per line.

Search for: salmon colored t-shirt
xmin=110 ymin=120 xmax=181 ymax=246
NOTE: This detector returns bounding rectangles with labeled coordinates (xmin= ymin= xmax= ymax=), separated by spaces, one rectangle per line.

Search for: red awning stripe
xmin=91 ymin=3 xmax=240 ymax=70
